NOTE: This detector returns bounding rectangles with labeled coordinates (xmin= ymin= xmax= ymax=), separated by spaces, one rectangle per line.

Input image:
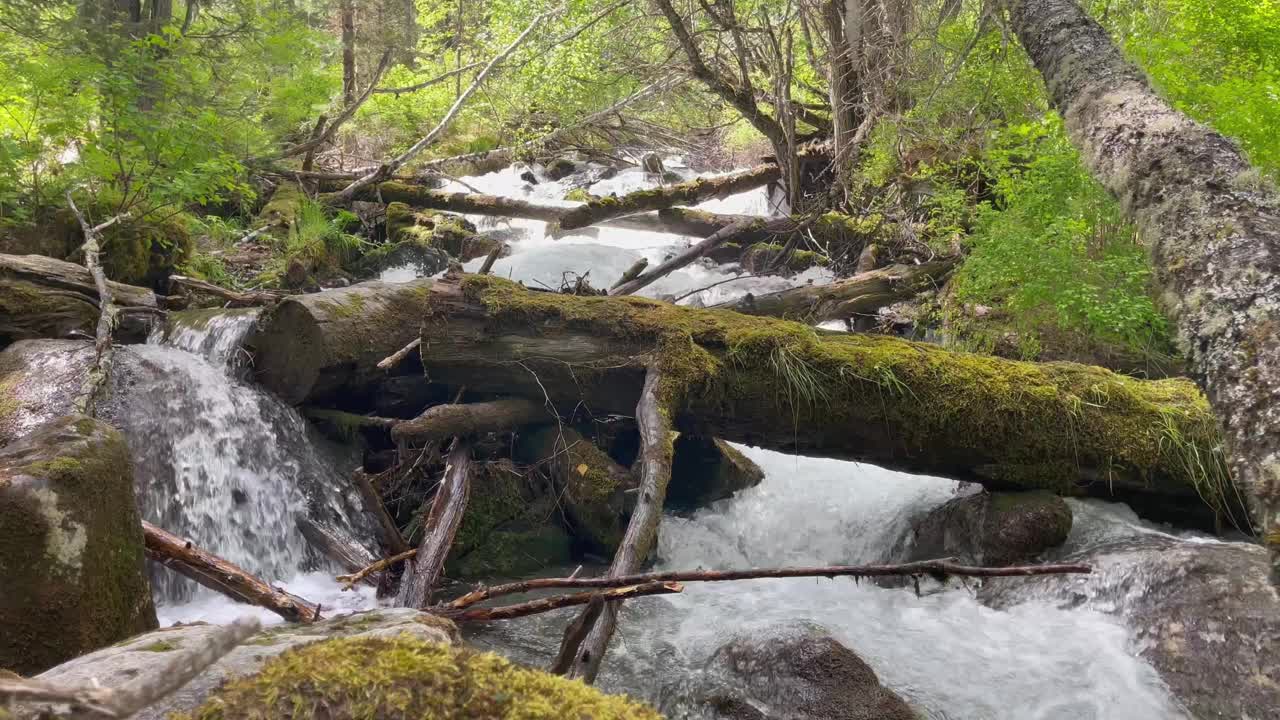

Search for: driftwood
xmin=322 ymin=180 xmax=569 ymax=221
xmin=167 ymin=275 xmax=287 ymax=309
xmin=449 ymin=557 xmax=1093 ymax=610
xmin=337 ymin=548 xmax=417 ymax=590
xmin=610 ymin=258 xmax=649 ymax=290
xmin=353 ymin=469 xmax=412 ymax=555
xmin=611 ymin=219 xmax=775 ymax=296
xmin=715 ymin=258 xmax=959 ymax=321
xmin=398 ymin=440 xmax=474 ymax=608
xmin=377 ymin=338 xmax=422 ymax=370
xmin=0 ymin=252 xmax=158 ymax=344
xmin=142 ymin=521 xmax=320 ymax=623
xmin=0 ymin=617 xmax=261 ymax=719
xmin=556 ymin=163 xmax=781 ymax=230
xmin=248 ymin=274 xmax=1232 ymax=520
xmin=437 ymin=582 xmax=683 ymax=624
xmin=296 ymin=517 xmax=378 ymax=583
xmin=391 ymin=397 xmax=553 ymax=443
xmin=64 ymin=193 xmax=124 ymax=364
xmin=558 ymin=365 xmax=674 ymax=682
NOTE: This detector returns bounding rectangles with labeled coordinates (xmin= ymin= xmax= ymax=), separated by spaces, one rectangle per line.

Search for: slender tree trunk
xmin=1010 ymin=0 xmax=1280 ymax=581
xmin=341 ymin=0 xmax=357 ymax=108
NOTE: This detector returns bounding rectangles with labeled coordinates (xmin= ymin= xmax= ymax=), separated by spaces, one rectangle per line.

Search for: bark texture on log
xmin=391 ymin=397 xmax=553 ymax=443
xmin=399 ymin=440 xmax=473 ymax=608
xmin=0 ymin=253 xmax=158 ymax=344
xmin=322 ymin=180 xmax=567 ymax=222
xmin=249 ymin=275 xmax=1232 ymax=521
xmin=560 ymin=366 xmax=674 ymax=683
xmin=716 ymin=258 xmax=958 ymax=321
xmin=246 ymin=279 xmax=434 ymax=405
xmin=1011 ymin=0 xmax=1280 ymax=568
xmin=143 ymin=521 xmax=319 ymax=623
xmin=556 ymin=164 xmax=781 ymax=230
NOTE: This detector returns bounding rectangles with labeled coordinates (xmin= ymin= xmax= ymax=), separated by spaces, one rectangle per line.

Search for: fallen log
xmin=610 ymin=219 xmax=769 ymax=296
xmin=447 ymin=557 xmax=1093 ymax=610
xmin=399 ymin=440 xmax=474 ymax=608
xmin=249 ymin=274 xmax=1235 ymax=522
xmin=296 ymin=517 xmax=379 ymax=583
xmin=436 ymin=582 xmax=683 ymax=624
xmin=167 ymin=275 xmax=287 ymax=309
xmin=556 ymin=163 xmax=781 ymax=230
xmin=320 ymin=180 xmax=568 ymax=222
xmin=0 ymin=253 xmax=158 ymax=344
xmin=715 ymin=258 xmax=959 ymax=321
xmin=558 ymin=365 xmax=674 ymax=682
xmin=142 ymin=520 xmax=319 ymax=623
xmin=391 ymin=397 xmax=553 ymax=443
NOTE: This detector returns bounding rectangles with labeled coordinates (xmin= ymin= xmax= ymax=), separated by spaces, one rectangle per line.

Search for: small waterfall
xmin=105 ymin=310 xmax=369 ymax=605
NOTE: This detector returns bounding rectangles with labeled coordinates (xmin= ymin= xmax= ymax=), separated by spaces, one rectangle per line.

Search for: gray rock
xmin=693 ymin=624 xmax=916 ymax=720
xmin=981 ymin=535 xmax=1280 ymax=720
xmin=668 ymin=436 xmax=765 ymax=511
xmin=908 ymin=489 xmax=1072 ymax=566
xmin=35 ymin=608 xmax=458 ymax=720
xmin=0 ymin=339 xmax=95 ymax=446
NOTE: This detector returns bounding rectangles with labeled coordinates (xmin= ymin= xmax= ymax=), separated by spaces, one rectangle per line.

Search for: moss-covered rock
xmin=175 ymin=635 xmax=660 ymax=720
xmin=447 ymin=459 xmax=573 ymax=578
xmin=668 ymin=436 xmax=764 ymax=511
xmin=0 ymin=340 xmax=95 ymax=446
xmin=384 ymin=202 xmax=499 ymax=262
xmin=49 ymin=207 xmax=193 ymax=288
xmin=0 ymin=415 xmax=157 ymax=674
xmin=909 ymin=489 xmax=1072 ymax=566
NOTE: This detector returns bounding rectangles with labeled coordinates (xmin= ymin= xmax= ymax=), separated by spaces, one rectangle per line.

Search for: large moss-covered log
xmin=245 ymin=279 xmax=436 ymax=405
xmin=0 ymin=253 xmax=158 ymax=344
xmin=555 ymin=163 xmax=781 ymax=230
xmin=321 ymin=180 xmax=567 ymax=222
xmin=716 ymin=258 xmax=958 ymax=321
xmin=248 ymin=274 xmax=1235 ymax=520
xmin=0 ymin=415 xmax=158 ymax=674
xmin=1010 ymin=0 xmax=1280 ymax=573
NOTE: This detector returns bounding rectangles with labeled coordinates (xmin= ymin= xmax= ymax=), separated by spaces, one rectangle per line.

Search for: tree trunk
xmin=143 ymin=521 xmax=319 ymax=623
xmin=249 ymin=274 xmax=1237 ymax=525
xmin=340 ymin=0 xmax=357 ymax=108
xmin=1010 ymin=0 xmax=1280 ymax=577
xmin=0 ymin=253 xmax=158 ymax=344
xmin=714 ymin=258 xmax=958 ymax=321
xmin=556 ymin=164 xmax=781 ymax=230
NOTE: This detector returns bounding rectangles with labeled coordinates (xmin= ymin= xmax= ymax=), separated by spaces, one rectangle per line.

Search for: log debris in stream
xmin=436 ymin=582 xmax=684 ymax=624
xmin=391 ymin=397 xmax=554 ymax=443
xmin=166 ymin=275 xmax=288 ymax=309
xmin=555 ymin=163 xmax=781 ymax=230
xmin=142 ymin=520 xmax=320 ymax=623
xmin=610 ymin=218 xmax=773 ymax=296
xmin=399 ymin=439 xmax=474 ymax=608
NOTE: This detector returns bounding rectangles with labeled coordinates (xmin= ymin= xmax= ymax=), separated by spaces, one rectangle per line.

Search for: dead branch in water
xmin=436 ymin=582 xmax=683 ymax=623
xmin=448 ymin=557 xmax=1093 ymax=610
xmin=338 ymin=548 xmax=417 ymax=590
xmin=399 ymin=440 xmax=474 ymax=608
xmin=143 ymin=521 xmax=320 ymax=623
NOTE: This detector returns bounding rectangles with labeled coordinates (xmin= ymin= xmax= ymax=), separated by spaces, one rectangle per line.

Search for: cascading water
xmin=101 ymin=309 xmax=376 ymax=621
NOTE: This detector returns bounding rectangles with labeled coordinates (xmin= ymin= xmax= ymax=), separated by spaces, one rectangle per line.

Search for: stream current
xmin=124 ymin=157 xmax=1210 ymax=718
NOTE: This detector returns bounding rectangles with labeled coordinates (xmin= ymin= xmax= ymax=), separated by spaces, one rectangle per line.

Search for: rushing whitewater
xmin=133 ymin=158 xmax=1213 ymax=718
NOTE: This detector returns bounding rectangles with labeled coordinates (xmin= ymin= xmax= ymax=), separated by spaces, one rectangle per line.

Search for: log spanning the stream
xmin=0 ymin=252 xmax=159 ymax=344
xmin=142 ymin=521 xmax=320 ymax=623
xmin=248 ymin=273 xmax=1235 ymax=516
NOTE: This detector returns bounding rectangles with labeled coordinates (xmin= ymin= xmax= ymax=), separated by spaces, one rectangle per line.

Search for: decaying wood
xmin=478 ymin=244 xmax=503 ymax=275
xmin=64 ymin=192 xmax=125 ymax=365
xmin=0 ymin=253 xmax=158 ymax=344
xmin=610 ymin=219 xmax=766 ymax=296
xmin=715 ymin=258 xmax=959 ymax=321
xmin=391 ymin=397 xmax=553 ymax=443
xmin=399 ymin=440 xmax=474 ymax=608
xmin=0 ymin=617 xmax=260 ymax=719
xmin=143 ymin=520 xmax=319 ymax=623
xmin=167 ymin=275 xmax=287 ymax=309
xmin=558 ymin=365 xmax=674 ymax=683
xmin=1011 ymin=0 xmax=1280 ymax=576
xmin=556 ymin=163 xmax=781 ymax=230
xmin=448 ymin=557 xmax=1093 ymax=610
xmin=303 ymin=408 xmax=400 ymax=430
xmin=322 ymin=180 xmax=569 ymax=221
xmin=435 ymin=582 xmax=683 ymax=624
xmin=377 ymin=337 xmax=422 ymax=371
xmin=296 ymin=517 xmax=378 ymax=583
xmin=337 ymin=548 xmax=417 ymax=590
xmin=550 ymin=598 xmax=605 ymax=675
xmin=353 ymin=469 xmax=411 ymax=555
xmin=610 ymin=258 xmax=649 ymax=290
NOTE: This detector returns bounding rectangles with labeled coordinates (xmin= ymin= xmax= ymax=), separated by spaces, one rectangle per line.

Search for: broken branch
xmin=438 ymin=582 xmax=683 ymax=624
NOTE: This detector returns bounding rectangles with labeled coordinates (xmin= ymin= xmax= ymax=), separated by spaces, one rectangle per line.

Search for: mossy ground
xmin=450 ymin=275 xmax=1230 ymax=510
xmin=174 ymin=635 xmax=660 ymax=720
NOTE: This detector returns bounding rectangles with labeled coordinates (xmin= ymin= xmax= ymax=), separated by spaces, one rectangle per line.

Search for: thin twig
xmin=438 ymin=582 xmax=683 ymax=623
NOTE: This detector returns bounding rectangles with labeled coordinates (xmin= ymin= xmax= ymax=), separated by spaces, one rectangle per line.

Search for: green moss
xmin=563 ymin=188 xmax=598 ymax=202
xmin=450 ymin=275 xmax=1229 ymax=508
xmin=257 ymin=182 xmax=306 ymax=235
xmin=174 ymin=635 xmax=659 ymax=720
xmin=741 ymin=243 xmax=829 ymax=273
xmin=136 ymin=639 xmax=179 ymax=652
xmin=51 ymin=206 xmax=193 ymax=287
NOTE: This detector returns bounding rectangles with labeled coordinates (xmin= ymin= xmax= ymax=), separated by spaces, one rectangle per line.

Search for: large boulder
xmin=34 ymin=609 xmax=460 ymax=720
xmin=981 ymin=535 xmax=1280 ymax=720
xmin=668 ymin=436 xmax=765 ymax=511
xmin=0 ymin=415 xmax=157 ymax=674
xmin=169 ymin=633 xmax=659 ymax=720
xmin=907 ymin=489 xmax=1072 ymax=566
xmin=0 ymin=339 xmax=95 ymax=446
xmin=692 ymin=624 xmax=915 ymax=720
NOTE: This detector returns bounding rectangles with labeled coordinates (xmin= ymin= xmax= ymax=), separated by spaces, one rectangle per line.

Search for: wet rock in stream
xmin=906 ymin=489 xmax=1073 ymax=566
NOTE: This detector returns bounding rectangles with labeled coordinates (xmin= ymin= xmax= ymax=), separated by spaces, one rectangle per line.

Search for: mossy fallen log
xmin=249 ymin=273 xmax=1237 ymax=522
xmin=555 ymin=163 xmax=781 ymax=230
xmin=0 ymin=253 xmax=159 ymax=344
xmin=320 ymin=180 xmax=567 ymax=222
xmin=391 ymin=397 xmax=552 ymax=443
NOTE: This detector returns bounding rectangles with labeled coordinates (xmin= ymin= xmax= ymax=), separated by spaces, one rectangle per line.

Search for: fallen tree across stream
xmin=247 ymin=272 xmax=1240 ymax=525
